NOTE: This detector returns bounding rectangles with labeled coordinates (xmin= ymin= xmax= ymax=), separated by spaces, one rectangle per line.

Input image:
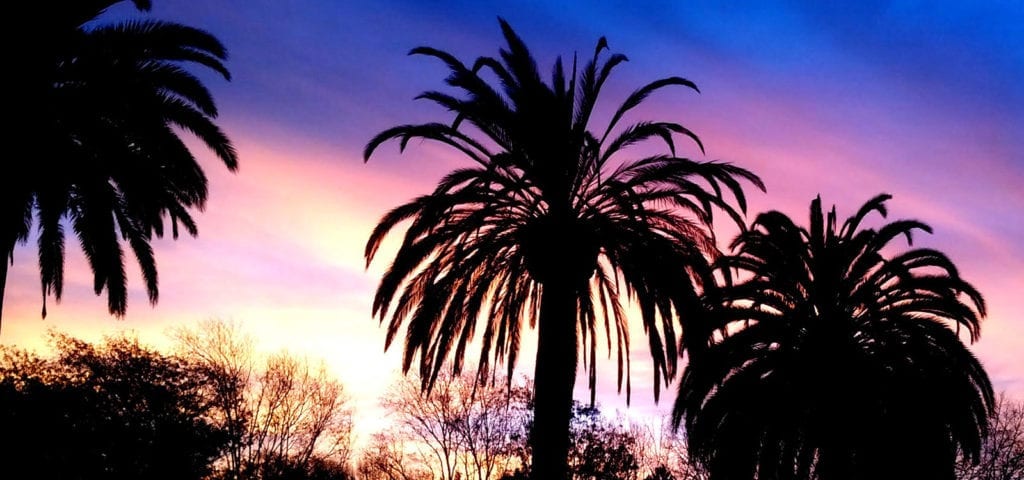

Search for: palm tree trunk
xmin=530 ymin=279 xmax=578 ymax=480
xmin=0 ymin=237 xmax=11 ymax=333
xmin=1 ymin=193 xmax=29 ymax=335
xmin=0 ymin=254 xmax=7 ymax=333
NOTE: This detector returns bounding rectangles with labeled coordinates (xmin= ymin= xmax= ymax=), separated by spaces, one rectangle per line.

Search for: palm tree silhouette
xmin=365 ymin=19 xmax=763 ymax=480
xmin=673 ymin=194 xmax=994 ymax=480
xmin=0 ymin=0 xmax=237 ymax=328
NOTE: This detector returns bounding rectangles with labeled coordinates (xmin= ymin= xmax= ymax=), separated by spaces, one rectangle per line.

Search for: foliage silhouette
xmin=672 ymin=194 xmax=994 ymax=479
xmin=567 ymin=404 xmax=641 ymax=480
xmin=361 ymin=371 xmax=532 ymax=480
xmin=0 ymin=0 xmax=236 ymax=328
xmin=359 ymin=370 xmax=709 ymax=480
xmin=0 ymin=333 xmax=232 ymax=480
xmin=628 ymin=419 xmax=708 ymax=480
xmin=172 ymin=319 xmax=354 ymax=480
xmin=364 ymin=19 xmax=762 ymax=480
xmin=0 ymin=325 xmax=355 ymax=480
xmin=501 ymin=400 xmax=644 ymax=480
xmin=645 ymin=465 xmax=678 ymax=480
xmin=955 ymin=393 xmax=1024 ymax=480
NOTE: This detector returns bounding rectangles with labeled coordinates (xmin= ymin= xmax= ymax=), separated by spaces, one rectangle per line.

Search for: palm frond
xmin=675 ymin=194 xmax=994 ymax=478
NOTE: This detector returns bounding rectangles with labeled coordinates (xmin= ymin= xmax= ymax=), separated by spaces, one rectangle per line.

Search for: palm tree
xmin=1 ymin=0 xmax=237 ymax=328
xmin=673 ymin=194 xmax=994 ymax=480
xmin=364 ymin=19 xmax=763 ymax=480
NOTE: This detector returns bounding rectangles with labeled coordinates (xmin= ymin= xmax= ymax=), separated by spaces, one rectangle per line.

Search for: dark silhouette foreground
xmin=1 ymin=327 xmax=355 ymax=480
xmin=0 ymin=334 xmax=228 ymax=480
xmin=674 ymin=194 xmax=994 ymax=479
xmin=1 ymin=0 xmax=236 ymax=329
xmin=364 ymin=18 xmax=762 ymax=480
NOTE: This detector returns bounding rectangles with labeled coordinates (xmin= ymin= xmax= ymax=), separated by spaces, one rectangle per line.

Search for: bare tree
xmin=365 ymin=371 xmax=531 ymax=480
xmin=453 ymin=375 xmax=532 ymax=480
xmin=246 ymin=353 xmax=353 ymax=478
xmin=356 ymin=432 xmax=433 ymax=480
xmin=173 ymin=320 xmax=354 ymax=480
xmin=382 ymin=373 xmax=464 ymax=480
xmin=957 ymin=393 xmax=1024 ymax=480
xmin=629 ymin=418 xmax=708 ymax=480
xmin=173 ymin=320 xmax=254 ymax=477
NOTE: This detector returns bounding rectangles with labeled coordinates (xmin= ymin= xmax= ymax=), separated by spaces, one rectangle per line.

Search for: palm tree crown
xmin=365 ymin=19 xmax=762 ymax=480
xmin=673 ymin=194 xmax=994 ymax=480
xmin=1 ymin=0 xmax=237 ymax=326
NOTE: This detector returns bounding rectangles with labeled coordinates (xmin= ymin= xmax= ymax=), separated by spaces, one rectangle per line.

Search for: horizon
xmin=3 ymin=0 xmax=1022 ymax=444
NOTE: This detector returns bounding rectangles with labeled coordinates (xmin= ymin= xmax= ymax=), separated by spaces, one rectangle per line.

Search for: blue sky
xmin=5 ymin=1 xmax=1023 ymax=425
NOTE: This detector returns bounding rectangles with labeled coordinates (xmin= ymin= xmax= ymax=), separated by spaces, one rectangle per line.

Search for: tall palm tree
xmin=1 ymin=0 xmax=237 ymax=328
xmin=673 ymin=194 xmax=994 ymax=480
xmin=364 ymin=19 xmax=763 ymax=480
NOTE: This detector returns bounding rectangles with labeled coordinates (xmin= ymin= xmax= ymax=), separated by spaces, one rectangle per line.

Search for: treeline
xmin=357 ymin=372 xmax=708 ymax=480
xmin=2 ymin=321 xmax=1022 ymax=480
xmin=0 ymin=321 xmax=351 ymax=480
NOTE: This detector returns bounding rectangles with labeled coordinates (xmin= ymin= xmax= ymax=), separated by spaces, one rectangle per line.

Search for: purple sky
xmin=3 ymin=1 xmax=1022 ymax=427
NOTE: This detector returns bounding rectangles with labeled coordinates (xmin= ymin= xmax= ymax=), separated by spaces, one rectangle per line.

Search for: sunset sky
xmin=3 ymin=0 xmax=1022 ymax=435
